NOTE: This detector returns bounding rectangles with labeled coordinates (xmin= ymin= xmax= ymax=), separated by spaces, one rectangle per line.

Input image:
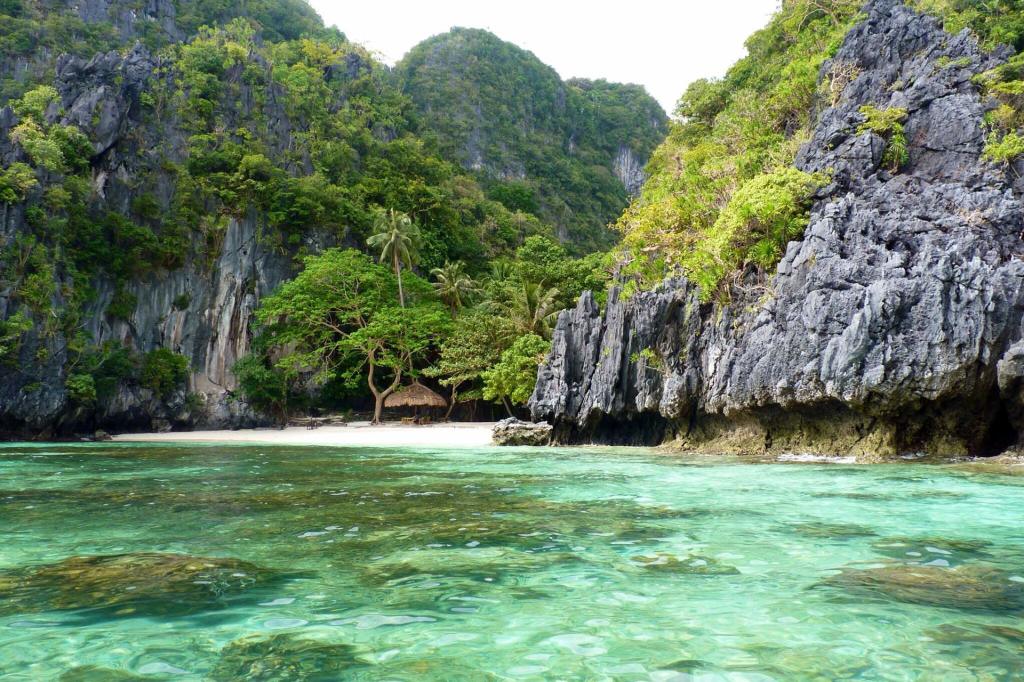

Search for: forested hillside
xmin=397 ymin=28 xmax=667 ymax=249
xmin=0 ymin=0 xmax=665 ymax=435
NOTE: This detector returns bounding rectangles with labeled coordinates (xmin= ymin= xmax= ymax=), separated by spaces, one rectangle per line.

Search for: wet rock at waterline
xmin=492 ymin=418 xmax=553 ymax=446
xmin=0 ymin=553 xmax=292 ymax=619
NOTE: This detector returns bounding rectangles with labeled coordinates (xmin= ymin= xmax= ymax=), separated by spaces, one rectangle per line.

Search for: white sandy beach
xmin=113 ymin=422 xmax=497 ymax=447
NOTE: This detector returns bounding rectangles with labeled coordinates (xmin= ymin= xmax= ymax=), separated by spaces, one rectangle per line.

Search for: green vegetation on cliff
xmin=397 ymin=27 xmax=668 ymax=251
xmin=0 ymin=0 xmax=339 ymax=100
xmin=2 ymin=1 xmax=662 ymax=425
xmin=924 ymin=1 xmax=1024 ymax=162
xmin=615 ymin=0 xmax=864 ymax=299
xmin=618 ymin=0 xmax=1024 ymax=301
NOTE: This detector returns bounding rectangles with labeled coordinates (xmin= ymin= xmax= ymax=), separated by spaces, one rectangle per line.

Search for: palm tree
xmin=506 ymin=281 xmax=560 ymax=338
xmin=431 ymin=260 xmax=479 ymax=316
xmin=488 ymin=260 xmax=514 ymax=283
xmin=367 ymin=208 xmax=420 ymax=307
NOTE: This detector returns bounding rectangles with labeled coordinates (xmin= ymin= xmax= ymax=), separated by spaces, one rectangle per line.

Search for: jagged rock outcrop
xmin=492 ymin=418 xmax=553 ymax=446
xmin=532 ymin=0 xmax=1024 ymax=458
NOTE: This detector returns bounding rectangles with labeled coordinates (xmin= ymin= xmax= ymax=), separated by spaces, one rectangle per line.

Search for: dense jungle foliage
xmin=396 ymin=27 xmax=668 ymax=251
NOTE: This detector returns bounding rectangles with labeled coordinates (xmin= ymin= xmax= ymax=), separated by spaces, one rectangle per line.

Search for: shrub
xmin=107 ymin=288 xmax=137 ymax=320
xmin=858 ymin=105 xmax=909 ymax=171
xmin=0 ymin=162 xmax=36 ymax=202
xmin=232 ymin=354 xmax=292 ymax=421
xmin=81 ymin=343 xmax=137 ymax=400
xmin=17 ymin=253 xmax=55 ymax=313
xmin=172 ymin=292 xmax=191 ymax=311
xmin=0 ymin=310 xmax=32 ymax=362
xmin=66 ymin=373 xmax=97 ymax=406
xmin=910 ymin=0 xmax=1024 ymax=51
xmin=13 ymin=84 xmax=58 ymax=120
xmin=140 ymin=348 xmax=189 ymax=399
xmin=983 ymin=130 xmax=1024 ymax=163
xmin=482 ymin=333 xmax=550 ymax=407
xmin=682 ymin=168 xmax=826 ymax=299
xmin=12 ymin=120 xmax=64 ymax=171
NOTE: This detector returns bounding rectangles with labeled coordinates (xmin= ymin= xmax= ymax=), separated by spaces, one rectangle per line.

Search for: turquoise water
xmin=1 ymin=444 xmax=1023 ymax=680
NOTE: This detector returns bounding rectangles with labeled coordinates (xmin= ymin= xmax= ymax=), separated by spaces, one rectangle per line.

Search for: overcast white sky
xmin=309 ymin=1 xmax=780 ymax=115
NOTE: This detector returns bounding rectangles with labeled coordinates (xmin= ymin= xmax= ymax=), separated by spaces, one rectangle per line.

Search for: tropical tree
xmin=252 ymin=249 xmax=449 ymax=423
xmin=488 ymin=259 xmax=514 ymax=283
xmin=427 ymin=308 xmax=516 ymax=418
xmin=430 ymin=260 xmax=480 ymax=315
xmin=366 ymin=208 xmax=420 ymax=308
xmin=503 ymin=280 xmax=561 ymax=338
xmin=345 ymin=304 xmax=451 ymax=422
xmin=482 ymin=333 xmax=551 ymax=416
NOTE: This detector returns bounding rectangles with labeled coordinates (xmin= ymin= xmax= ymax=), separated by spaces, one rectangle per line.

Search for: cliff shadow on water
xmin=532 ymin=0 xmax=1024 ymax=459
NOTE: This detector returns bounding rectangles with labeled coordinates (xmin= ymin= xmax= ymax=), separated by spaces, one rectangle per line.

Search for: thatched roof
xmin=384 ymin=382 xmax=446 ymax=408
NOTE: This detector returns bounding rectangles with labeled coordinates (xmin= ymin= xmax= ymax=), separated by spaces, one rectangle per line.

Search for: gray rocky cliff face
xmin=0 ymin=38 xmax=331 ymax=436
xmin=531 ymin=0 xmax=1024 ymax=458
xmin=612 ymin=145 xmax=646 ymax=196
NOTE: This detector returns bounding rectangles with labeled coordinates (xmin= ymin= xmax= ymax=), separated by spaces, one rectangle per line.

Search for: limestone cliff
xmin=0 ymin=1 xmax=665 ymax=437
xmin=531 ymin=0 xmax=1024 ymax=458
xmin=0 ymin=39 xmax=329 ymax=435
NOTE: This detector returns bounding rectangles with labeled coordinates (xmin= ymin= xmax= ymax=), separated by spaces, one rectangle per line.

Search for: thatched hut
xmin=384 ymin=382 xmax=446 ymax=421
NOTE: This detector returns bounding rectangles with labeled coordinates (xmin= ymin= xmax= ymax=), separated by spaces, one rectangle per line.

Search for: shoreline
xmin=112 ymin=422 xmax=497 ymax=448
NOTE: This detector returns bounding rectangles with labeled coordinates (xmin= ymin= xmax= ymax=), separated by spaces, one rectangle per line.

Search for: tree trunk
xmin=368 ymin=354 xmax=402 ymax=425
xmin=395 ymin=254 xmax=405 ymax=308
xmin=501 ymin=396 xmax=514 ymax=418
xmin=444 ymin=383 xmax=460 ymax=421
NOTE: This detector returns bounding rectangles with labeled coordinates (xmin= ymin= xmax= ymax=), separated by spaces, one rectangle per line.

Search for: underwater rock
xmin=819 ymin=564 xmax=1024 ymax=612
xmin=0 ymin=552 xmax=290 ymax=619
xmin=210 ymin=633 xmax=364 ymax=681
xmin=361 ymin=548 xmax=580 ymax=589
xmin=871 ymin=536 xmax=992 ymax=564
xmin=922 ymin=623 xmax=1024 ymax=677
xmin=789 ymin=522 xmax=878 ymax=540
xmin=492 ymin=418 xmax=553 ymax=446
xmin=631 ymin=553 xmax=739 ymax=575
xmin=926 ymin=623 xmax=1024 ymax=646
xmin=58 ymin=667 xmax=149 ymax=681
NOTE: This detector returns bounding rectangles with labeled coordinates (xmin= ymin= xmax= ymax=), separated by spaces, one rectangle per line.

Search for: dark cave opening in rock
xmin=577 ymin=412 xmax=670 ymax=447
xmin=977 ymin=400 xmax=1018 ymax=458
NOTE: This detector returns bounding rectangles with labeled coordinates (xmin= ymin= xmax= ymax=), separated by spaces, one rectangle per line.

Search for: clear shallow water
xmin=0 ymin=444 xmax=1023 ymax=680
